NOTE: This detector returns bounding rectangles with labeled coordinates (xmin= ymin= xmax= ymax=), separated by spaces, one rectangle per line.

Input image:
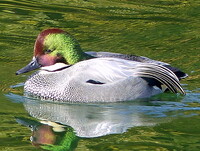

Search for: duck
xmin=16 ymin=28 xmax=187 ymax=102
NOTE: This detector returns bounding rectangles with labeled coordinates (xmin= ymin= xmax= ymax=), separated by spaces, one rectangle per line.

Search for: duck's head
xmin=16 ymin=28 xmax=86 ymax=75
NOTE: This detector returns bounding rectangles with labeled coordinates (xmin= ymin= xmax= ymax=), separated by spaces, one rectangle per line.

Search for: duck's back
xmin=86 ymin=51 xmax=187 ymax=79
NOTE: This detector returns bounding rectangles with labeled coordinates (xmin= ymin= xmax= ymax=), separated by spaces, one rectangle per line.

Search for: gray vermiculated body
xmin=24 ymin=58 xmax=162 ymax=102
xmin=25 ymin=70 xmax=160 ymax=103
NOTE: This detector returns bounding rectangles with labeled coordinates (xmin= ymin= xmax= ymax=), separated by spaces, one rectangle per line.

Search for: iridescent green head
xmin=16 ymin=28 xmax=88 ymax=75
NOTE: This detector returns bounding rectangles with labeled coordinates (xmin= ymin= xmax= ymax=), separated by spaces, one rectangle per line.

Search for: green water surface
xmin=0 ymin=0 xmax=200 ymax=150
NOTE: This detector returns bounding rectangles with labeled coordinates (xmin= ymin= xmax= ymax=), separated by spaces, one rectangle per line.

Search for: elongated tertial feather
xmin=134 ymin=64 xmax=185 ymax=95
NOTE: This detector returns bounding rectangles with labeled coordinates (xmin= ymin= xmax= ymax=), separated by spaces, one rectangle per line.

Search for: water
xmin=0 ymin=0 xmax=200 ymax=150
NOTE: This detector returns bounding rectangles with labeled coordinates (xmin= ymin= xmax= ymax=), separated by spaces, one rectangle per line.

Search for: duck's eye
xmin=45 ymin=49 xmax=53 ymax=53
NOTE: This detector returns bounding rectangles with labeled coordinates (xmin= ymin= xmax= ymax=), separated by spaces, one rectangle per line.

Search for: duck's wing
xmin=85 ymin=51 xmax=188 ymax=80
xmin=73 ymin=58 xmax=185 ymax=95
xmin=132 ymin=63 xmax=185 ymax=95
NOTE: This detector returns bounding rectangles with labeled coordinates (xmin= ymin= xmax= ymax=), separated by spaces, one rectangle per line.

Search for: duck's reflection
xmin=31 ymin=123 xmax=56 ymax=146
xmin=7 ymin=93 xmax=184 ymax=150
xmin=16 ymin=117 xmax=78 ymax=150
xmin=22 ymin=98 xmax=167 ymax=138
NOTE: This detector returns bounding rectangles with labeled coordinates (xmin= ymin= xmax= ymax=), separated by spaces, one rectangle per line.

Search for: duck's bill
xmin=16 ymin=57 xmax=41 ymax=75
